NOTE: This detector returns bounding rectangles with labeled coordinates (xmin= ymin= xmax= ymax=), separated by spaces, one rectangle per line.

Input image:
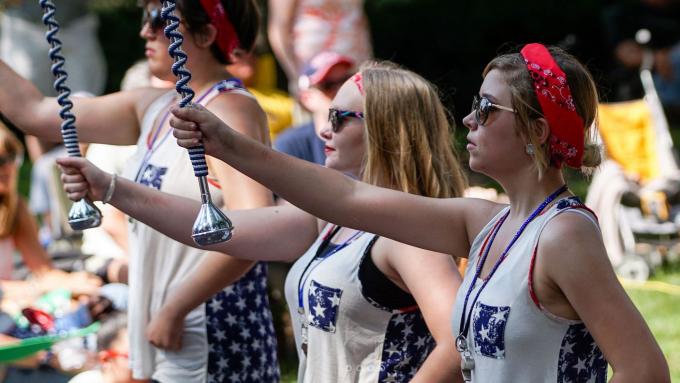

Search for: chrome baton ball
xmin=161 ymin=0 xmax=234 ymax=245
xmin=39 ymin=0 xmax=101 ymax=230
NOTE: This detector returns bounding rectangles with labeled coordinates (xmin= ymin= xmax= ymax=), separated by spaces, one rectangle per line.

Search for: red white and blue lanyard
xmin=133 ymin=79 xmax=245 ymax=183
xmin=457 ymin=185 xmax=568 ymax=341
xmin=297 ymin=225 xmax=364 ymax=311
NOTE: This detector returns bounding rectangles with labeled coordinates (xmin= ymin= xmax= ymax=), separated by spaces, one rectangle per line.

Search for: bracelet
xmin=103 ymin=174 xmax=117 ymax=204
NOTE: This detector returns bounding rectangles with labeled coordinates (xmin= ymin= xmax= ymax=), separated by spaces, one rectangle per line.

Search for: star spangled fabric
xmin=138 ymin=163 xmax=167 ymax=190
xmin=205 ymin=263 xmax=280 ymax=383
xmin=284 ymin=230 xmax=438 ymax=382
xmin=378 ymin=310 xmax=435 ymax=382
xmin=451 ymin=197 xmax=608 ymax=382
xmin=308 ymin=279 xmax=342 ymax=333
xmin=472 ymin=302 xmax=510 ymax=359
xmin=199 ymin=80 xmax=279 ymax=382
xmin=557 ymin=324 xmax=607 ymax=383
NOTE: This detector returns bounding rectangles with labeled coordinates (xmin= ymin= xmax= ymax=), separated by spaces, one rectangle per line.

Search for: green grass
xmin=280 ymin=369 xmax=297 ymax=383
xmin=625 ymin=267 xmax=680 ymax=381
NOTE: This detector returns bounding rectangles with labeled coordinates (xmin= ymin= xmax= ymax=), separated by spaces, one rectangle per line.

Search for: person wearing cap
xmin=274 ymin=52 xmax=355 ymax=166
xmin=267 ymin=0 xmax=372 ymax=94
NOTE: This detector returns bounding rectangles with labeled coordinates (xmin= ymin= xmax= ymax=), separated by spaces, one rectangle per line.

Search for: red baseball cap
xmin=298 ymin=52 xmax=354 ymax=90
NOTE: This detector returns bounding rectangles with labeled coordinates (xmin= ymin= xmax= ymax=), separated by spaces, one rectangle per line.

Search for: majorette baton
xmin=39 ymin=0 xmax=102 ymax=230
xmin=161 ymin=0 xmax=234 ymax=245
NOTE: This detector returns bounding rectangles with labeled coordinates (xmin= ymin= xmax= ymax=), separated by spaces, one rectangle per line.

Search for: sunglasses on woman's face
xmin=142 ymin=7 xmax=165 ymax=33
xmin=471 ymin=95 xmax=516 ymax=125
xmin=328 ymin=108 xmax=364 ymax=133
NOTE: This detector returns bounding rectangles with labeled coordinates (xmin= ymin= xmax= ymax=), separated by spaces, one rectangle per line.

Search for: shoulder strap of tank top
xmin=318 ymin=223 xmax=338 ymax=240
xmin=469 ymin=206 xmax=511 ymax=264
xmin=200 ymin=78 xmax=255 ymax=105
xmin=196 ymin=78 xmax=255 ymax=189
xmin=527 ymin=197 xmax=599 ymax=308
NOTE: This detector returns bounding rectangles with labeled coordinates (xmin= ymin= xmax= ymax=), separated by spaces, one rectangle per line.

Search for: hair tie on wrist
xmin=103 ymin=174 xmax=117 ymax=204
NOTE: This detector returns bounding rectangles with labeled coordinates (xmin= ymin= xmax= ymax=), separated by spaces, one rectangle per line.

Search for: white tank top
xmin=451 ymin=197 xmax=608 ymax=382
xmin=284 ymin=225 xmax=436 ymax=383
xmin=122 ymin=80 xmax=253 ymax=381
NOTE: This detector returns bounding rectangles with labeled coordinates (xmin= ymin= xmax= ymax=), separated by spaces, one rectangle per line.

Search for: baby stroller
xmin=586 ymin=30 xmax=680 ymax=281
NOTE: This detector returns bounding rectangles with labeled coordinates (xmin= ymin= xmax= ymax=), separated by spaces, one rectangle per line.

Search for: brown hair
xmin=143 ymin=0 xmax=260 ymax=64
xmin=0 ymin=124 xmax=23 ymax=238
xmin=361 ymin=61 xmax=467 ymax=198
xmin=483 ymin=46 xmax=601 ymax=176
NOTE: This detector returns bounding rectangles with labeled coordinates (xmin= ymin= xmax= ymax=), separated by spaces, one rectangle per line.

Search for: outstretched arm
xmin=0 ymin=60 xmax=164 ymax=145
xmin=170 ymin=105 xmax=503 ymax=258
xmin=58 ymin=157 xmax=319 ymax=262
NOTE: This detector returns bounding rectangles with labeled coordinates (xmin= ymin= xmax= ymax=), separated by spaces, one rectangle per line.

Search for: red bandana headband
xmin=520 ymin=43 xmax=584 ymax=168
xmin=199 ymin=0 xmax=241 ymax=58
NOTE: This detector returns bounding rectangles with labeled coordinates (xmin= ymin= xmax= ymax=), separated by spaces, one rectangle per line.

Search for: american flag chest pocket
xmin=138 ymin=163 xmax=167 ymax=190
xmin=307 ymin=279 xmax=343 ymax=333
xmin=472 ymin=302 xmax=511 ymax=359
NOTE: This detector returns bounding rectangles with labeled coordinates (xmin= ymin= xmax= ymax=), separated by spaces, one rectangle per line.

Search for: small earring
xmin=526 ymin=144 xmax=535 ymax=155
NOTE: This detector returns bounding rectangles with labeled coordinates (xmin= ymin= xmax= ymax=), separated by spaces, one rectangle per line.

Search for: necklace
xmin=297 ymin=225 xmax=364 ymax=354
xmin=456 ymin=184 xmax=568 ymax=381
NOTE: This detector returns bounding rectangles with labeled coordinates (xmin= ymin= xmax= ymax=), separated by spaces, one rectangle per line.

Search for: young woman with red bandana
xmin=158 ymin=44 xmax=669 ymax=382
xmin=0 ymin=1 xmax=279 ymax=382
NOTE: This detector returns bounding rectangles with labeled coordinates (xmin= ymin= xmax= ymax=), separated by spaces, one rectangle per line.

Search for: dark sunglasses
xmin=142 ymin=7 xmax=165 ymax=33
xmin=328 ymin=108 xmax=364 ymax=133
xmin=471 ymin=95 xmax=516 ymax=125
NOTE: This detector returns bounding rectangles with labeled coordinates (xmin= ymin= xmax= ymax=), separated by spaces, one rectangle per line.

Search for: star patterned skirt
xmin=205 ymin=263 xmax=280 ymax=382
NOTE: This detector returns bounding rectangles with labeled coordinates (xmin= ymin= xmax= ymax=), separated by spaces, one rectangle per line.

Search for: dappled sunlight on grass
xmin=625 ymin=266 xmax=680 ymax=381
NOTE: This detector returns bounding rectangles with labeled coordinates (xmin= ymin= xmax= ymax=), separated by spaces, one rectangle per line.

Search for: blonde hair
xmin=483 ymin=46 xmax=601 ymax=177
xmin=0 ymin=124 xmax=23 ymax=238
xmin=360 ymin=61 xmax=467 ymax=198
